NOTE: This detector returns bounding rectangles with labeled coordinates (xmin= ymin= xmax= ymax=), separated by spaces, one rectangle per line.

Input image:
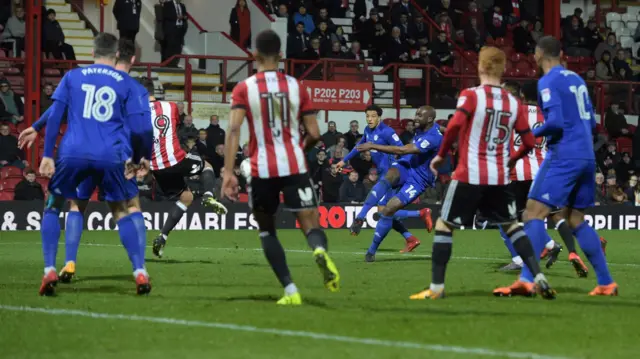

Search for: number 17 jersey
xmin=231 ymin=71 xmax=314 ymax=179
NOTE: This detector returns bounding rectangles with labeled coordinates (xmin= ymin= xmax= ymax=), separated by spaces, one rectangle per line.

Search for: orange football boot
xmin=589 ymin=283 xmax=618 ymax=296
xmin=600 ymin=237 xmax=608 ymax=256
xmin=420 ymin=208 xmax=433 ymax=233
xmin=135 ymin=273 xmax=152 ymax=295
xmin=568 ymin=252 xmax=589 ymax=278
xmin=39 ymin=270 xmax=58 ymax=296
xmin=493 ymin=280 xmax=536 ymax=297
xmin=400 ymin=236 xmax=421 ymax=253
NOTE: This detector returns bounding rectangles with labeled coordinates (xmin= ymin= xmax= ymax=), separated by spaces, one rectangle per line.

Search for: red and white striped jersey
xmin=510 ymin=105 xmax=546 ymax=181
xmin=231 ymin=71 xmax=313 ymax=179
xmin=452 ymin=85 xmax=529 ymax=185
xmin=149 ymin=100 xmax=186 ymax=171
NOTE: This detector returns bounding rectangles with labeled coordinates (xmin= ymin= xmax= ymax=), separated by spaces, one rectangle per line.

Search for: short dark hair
xmin=350 ymin=120 xmax=358 ymax=125
xmin=255 ymin=30 xmax=281 ymax=58
xmin=365 ymin=104 xmax=383 ymax=116
xmin=296 ymin=21 xmax=304 ymax=27
xmin=137 ymin=76 xmax=154 ymax=95
xmin=117 ymin=38 xmax=136 ymax=64
xmin=521 ymin=81 xmax=538 ymax=103
xmin=536 ymin=36 xmax=562 ymax=58
xmin=24 ymin=168 xmax=36 ymax=176
xmin=502 ymin=81 xmax=520 ymax=97
xmin=46 ymin=9 xmax=56 ymax=16
xmin=93 ymin=32 xmax=119 ymax=59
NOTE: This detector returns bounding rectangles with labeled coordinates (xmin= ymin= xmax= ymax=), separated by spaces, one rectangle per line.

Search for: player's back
xmin=538 ymin=67 xmax=595 ymax=160
xmin=455 ymin=85 xmax=523 ymax=185
xmin=232 ymin=71 xmax=308 ymax=179
xmin=149 ymin=100 xmax=186 ymax=171
xmin=55 ymin=64 xmax=131 ymax=163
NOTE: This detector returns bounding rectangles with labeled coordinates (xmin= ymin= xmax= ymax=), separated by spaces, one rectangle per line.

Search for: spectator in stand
xmin=605 ymin=102 xmax=631 ymax=139
xmin=606 ymin=172 xmax=627 ymax=204
xmin=412 ymin=44 xmax=429 ymax=65
xmin=211 ymin=144 xmax=225 ymax=177
xmin=616 ymin=152 xmax=635 ymax=185
xmin=136 ymin=172 xmax=154 ymax=203
xmin=391 ymin=0 xmax=412 ymax=24
xmin=307 ymin=139 xmax=325 ymax=162
xmin=263 ymin=0 xmax=278 ymax=15
xmin=345 ymin=40 xmax=365 ymax=60
xmin=563 ymin=7 xmax=584 ymax=30
xmin=176 ymin=101 xmax=186 ymax=125
xmin=43 ymin=9 xmax=76 ymax=60
xmin=321 ymin=164 xmax=343 ymax=203
xmin=613 ymin=48 xmax=632 ymax=74
xmin=396 ymin=13 xmax=410 ymax=40
xmin=513 ymin=19 xmax=534 ymax=54
xmin=625 ymin=175 xmax=640 ymax=205
xmin=486 ymin=5 xmax=506 ymax=39
xmin=162 ymin=0 xmax=188 ymax=67
xmin=531 ymin=20 xmax=544 ymax=43
xmin=326 ymin=40 xmax=345 ymax=59
xmin=309 ymin=149 xmax=328 ymax=186
xmin=340 ymin=171 xmax=366 ymax=204
xmin=327 ymin=136 xmax=349 ymax=159
xmin=321 ymin=120 xmax=341 ymax=147
xmin=431 ymin=0 xmax=460 ymax=27
xmin=594 ymin=172 xmax=607 ymax=205
xmin=312 ymin=21 xmax=332 ymax=55
xmin=3 ymin=6 xmax=25 ymax=54
xmin=408 ymin=13 xmax=428 ymax=48
xmin=206 ymin=114 xmax=225 ymax=149
xmin=13 ymin=168 xmax=44 ymax=201
xmin=584 ymin=20 xmax=601 ymax=54
xmin=277 ymin=3 xmax=293 ymax=33
xmin=461 ymin=1 xmax=484 ymax=31
xmin=362 ymin=167 xmax=377 ymax=192
xmin=399 ymin=120 xmax=414 ymax=144
xmin=464 ymin=16 xmax=484 ymax=52
xmin=0 ymin=78 xmax=23 ymax=124
xmin=344 ymin=120 xmax=360 ymax=149
xmin=0 ymin=0 xmax=10 ymax=30
xmin=350 ymin=150 xmax=373 ymax=179
xmin=595 ymin=33 xmax=620 ymax=64
xmin=287 ymin=22 xmax=310 ymax=58
xmin=178 ymin=115 xmax=198 ymax=143
xmin=595 ymin=50 xmax=615 ymax=81
xmin=304 ymin=36 xmax=322 ymax=59
xmin=361 ymin=8 xmax=382 ymax=50
xmin=0 ymin=123 xmax=27 ymax=168
xmin=430 ymin=31 xmax=453 ymax=66
xmin=294 ymin=4 xmax=315 ymax=34
xmin=331 ymin=26 xmax=347 ymax=48
xmin=230 ymin=0 xmax=251 ymax=49
xmin=40 ymin=83 xmax=54 ymax=114
xmin=196 ymin=129 xmax=212 ymax=161
xmin=316 ymin=7 xmax=336 ymax=33
xmin=437 ymin=12 xmax=454 ymax=39
xmin=113 ymin=0 xmax=142 ymax=43
xmin=563 ymin=16 xmax=590 ymax=57
xmin=387 ymin=26 xmax=410 ymax=63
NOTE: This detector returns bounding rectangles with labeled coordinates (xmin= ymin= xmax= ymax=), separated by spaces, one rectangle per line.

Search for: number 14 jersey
xmin=231 ymin=71 xmax=314 ymax=179
xmin=453 ymin=85 xmax=530 ymax=186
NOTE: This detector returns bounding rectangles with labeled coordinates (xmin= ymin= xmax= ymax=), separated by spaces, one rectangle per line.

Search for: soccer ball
xmin=240 ymin=158 xmax=251 ymax=179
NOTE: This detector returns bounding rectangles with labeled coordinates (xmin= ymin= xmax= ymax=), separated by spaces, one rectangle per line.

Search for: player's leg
xmin=351 ymin=166 xmax=400 ymax=235
xmin=391 ymin=166 xmax=432 ymax=233
xmin=124 ymin=180 xmax=147 ymax=261
xmin=151 ymin=169 xmax=191 ymax=257
xmin=200 ymin=159 xmax=227 ymax=214
xmin=499 ymin=182 xmax=526 ymax=270
xmin=498 ymin=225 xmax=523 ymax=270
xmin=365 ymin=196 xmax=407 ymax=262
xmin=39 ymin=192 xmax=65 ymax=296
xmin=285 ymin=174 xmax=339 ymax=293
xmin=548 ymin=208 xmax=589 ymax=275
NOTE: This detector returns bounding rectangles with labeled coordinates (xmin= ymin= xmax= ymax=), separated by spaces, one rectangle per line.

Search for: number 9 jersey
xmin=510 ymin=105 xmax=546 ymax=182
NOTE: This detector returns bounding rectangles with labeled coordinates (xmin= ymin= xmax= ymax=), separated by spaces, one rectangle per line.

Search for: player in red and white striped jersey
xmin=411 ymin=46 xmax=555 ymax=300
xmin=221 ymin=30 xmax=339 ymax=305
xmin=136 ymin=78 xmax=228 ymax=258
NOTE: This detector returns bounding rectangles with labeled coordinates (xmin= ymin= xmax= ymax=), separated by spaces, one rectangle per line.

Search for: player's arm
xmin=32 ymin=106 xmax=51 ymax=132
xmin=43 ymin=100 xmax=67 ymax=158
xmin=358 ymin=142 xmax=419 ymax=155
xmin=532 ymin=84 xmax=562 ymax=138
xmin=299 ymin=84 xmax=321 ymax=151
xmin=126 ymin=90 xmax=153 ymax=163
xmin=511 ymin=104 xmax=535 ymax=163
xmin=225 ymin=107 xmax=244 ymax=175
xmin=343 ymin=133 xmax=366 ymax=163
xmin=437 ymin=91 xmax=475 ymax=158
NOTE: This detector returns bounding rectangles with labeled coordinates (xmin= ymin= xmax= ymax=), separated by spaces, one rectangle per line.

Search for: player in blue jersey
xmin=337 ymin=105 xmax=432 ymax=254
xmin=37 ymin=33 xmax=154 ymax=296
xmin=355 ymin=106 xmax=441 ymax=262
xmin=496 ymin=36 xmax=617 ymax=297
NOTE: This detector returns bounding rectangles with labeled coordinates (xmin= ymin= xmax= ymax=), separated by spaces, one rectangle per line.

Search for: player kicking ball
xmin=495 ymin=37 xmax=617 ymax=297
xmin=221 ymin=30 xmax=339 ymax=305
xmin=337 ymin=105 xmax=432 ymax=257
xmin=355 ymin=106 xmax=442 ymax=262
xmin=412 ymin=46 xmax=555 ymax=300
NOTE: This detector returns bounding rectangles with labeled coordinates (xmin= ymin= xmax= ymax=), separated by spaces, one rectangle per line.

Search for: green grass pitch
xmin=0 ymin=229 xmax=639 ymax=359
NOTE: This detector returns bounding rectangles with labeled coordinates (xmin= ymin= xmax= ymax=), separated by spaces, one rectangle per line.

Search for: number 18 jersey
xmin=231 ymin=70 xmax=314 ymax=179
xmin=52 ymin=64 xmax=140 ymax=163
xmin=453 ymin=85 xmax=529 ymax=186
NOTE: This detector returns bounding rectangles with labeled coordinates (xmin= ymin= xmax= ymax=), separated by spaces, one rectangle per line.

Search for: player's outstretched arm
xmin=342 ymin=133 xmax=366 ymax=164
xmin=357 ymin=142 xmax=419 ymax=155
xmin=43 ymin=101 xmax=66 ymax=159
xmin=18 ymin=107 xmax=51 ymax=149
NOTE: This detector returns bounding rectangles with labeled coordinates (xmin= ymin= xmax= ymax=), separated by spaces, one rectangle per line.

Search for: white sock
xmin=429 ymin=283 xmax=444 ymax=292
xmin=534 ymin=273 xmax=548 ymax=283
xmin=204 ymin=191 xmax=213 ymax=197
xmin=161 ymin=234 xmax=168 ymax=240
xmin=284 ymin=283 xmax=298 ymax=295
xmin=545 ymin=240 xmax=555 ymax=250
xmin=133 ymin=268 xmax=148 ymax=278
xmin=512 ymin=256 xmax=524 ymax=266
xmin=315 ymin=246 xmax=326 ymax=252
xmin=44 ymin=266 xmax=56 ymax=275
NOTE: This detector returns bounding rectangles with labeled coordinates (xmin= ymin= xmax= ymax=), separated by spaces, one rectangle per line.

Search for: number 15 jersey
xmin=231 ymin=70 xmax=315 ymax=179
xmin=452 ymin=85 xmax=530 ymax=186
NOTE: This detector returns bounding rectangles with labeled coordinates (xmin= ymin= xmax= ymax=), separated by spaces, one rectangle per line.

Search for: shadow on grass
xmin=74 ymin=274 xmax=132 ymax=282
xmin=146 ymin=258 xmax=217 ymax=265
xmin=221 ymin=294 xmax=329 ymax=308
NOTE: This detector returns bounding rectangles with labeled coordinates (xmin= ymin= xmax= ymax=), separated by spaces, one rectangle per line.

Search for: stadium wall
xmin=0 ymin=202 xmax=638 ymax=231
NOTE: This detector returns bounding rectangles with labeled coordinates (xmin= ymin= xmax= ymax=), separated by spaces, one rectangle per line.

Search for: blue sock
xmin=357 ymin=179 xmax=391 ymax=219
xmin=117 ymin=213 xmax=146 ymax=271
xmin=520 ymin=219 xmax=547 ymax=282
xmin=64 ymin=211 xmax=83 ymax=264
xmin=391 ymin=219 xmax=413 ymax=240
xmin=499 ymin=225 xmax=519 ymax=259
xmin=574 ymin=221 xmax=613 ymax=285
xmin=41 ymin=209 xmax=61 ymax=269
xmin=368 ymin=215 xmax=393 ymax=254
xmin=394 ymin=210 xmax=420 ymax=220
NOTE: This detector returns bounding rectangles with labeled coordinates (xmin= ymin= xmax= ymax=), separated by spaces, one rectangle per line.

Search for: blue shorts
xmin=48 ymin=157 xmax=138 ymax=203
xmin=378 ymin=162 xmax=410 ymax=206
xmin=528 ymin=158 xmax=595 ymax=210
xmin=395 ymin=171 xmax=428 ymax=206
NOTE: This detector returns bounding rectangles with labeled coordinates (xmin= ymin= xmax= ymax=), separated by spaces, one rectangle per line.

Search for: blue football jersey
xmin=362 ymin=122 xmax=406 ymax=171
xmin=118 ymin=71 xmax=151 ymax=159
xmin=405 ymin=125 xmax=443 ymax=186
xmin=50 ymin=64 xmax=136 ymax=163
xmin=537 ymin=65 xmax=595 ymax=160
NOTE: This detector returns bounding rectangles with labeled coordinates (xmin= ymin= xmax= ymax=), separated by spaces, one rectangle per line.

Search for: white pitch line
xmin=0 ymin=241 xmax=638 ymax=267
xmin=0 ymin=305 xmax=575 ymax=359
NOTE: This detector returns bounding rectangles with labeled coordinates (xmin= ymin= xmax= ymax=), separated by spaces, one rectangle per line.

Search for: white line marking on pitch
xmin=0 ymin=305 xmax=575 ymax=359
xmin=0 ymin=241 xmax=638 ymax=267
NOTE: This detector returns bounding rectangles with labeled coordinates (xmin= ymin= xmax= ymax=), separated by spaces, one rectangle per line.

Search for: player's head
xmin=502 ymin=81 xmax=520 ymax=97
xmin=93 ymin=32 xmax=119 ymax=64
xmin=521 ymin=81 xmax=537 ymax=104
xmin=534 ymin=36 xmax=563 ymax=73
xmin=116 ymin=38 xmax=136 ymax=68
xmin=414 ymin=106 xmax=436 ymax=130
xmin=137 ymin=76 xmax=155 ymax=97
xmin=478 ymin=46 xmax=506 ymax=82
xmin=254 ymin=30 xmax=282 ymax=67
xmin=365 ymin=105 xmax=382 ymax=128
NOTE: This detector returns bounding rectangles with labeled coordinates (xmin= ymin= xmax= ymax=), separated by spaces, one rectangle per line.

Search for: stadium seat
xmin=616 ymin=137 xmax=633 ymax=155
xmin=610 ymin=21 xmax=624 ymax=32
xmin=1 ymin=177 xmax=22 ymax=191
xmin=607 ymin=12 xmax=622 ymax=25
xmin=579 ymin=56 xmax=594 ymax=65
xmin=628 ymin=124 xmax=637 ymax=134
xmin=525 ymin=69 xmax=538 ymax=78
xmin=627 ymin=21 xmax=639 ymax=31
xmin=485 ymin=37 xmax=495 ymax=45
xmin=400 ymin=119 xmax=413 ymax=128
xmin=1 ymin=166 xmax=23 ymax=178
xmin=620 ymin=36 xmax=634 ymax=49
xmin=595 ymin=123 xmax=607 ymax=135
xmin=0 ymin=191 xmax=13 ymax=201
xmin=515 ymin=61 xmax=532 ymax=72
xmin=621 ymin=13 xmax=635 ymax=23
xmin=4 ymin=67 xmax=20 ymax=75
xmin=35 ymin=178 xmax=49 ymax=189
xmin=440 ymin=65 xmax=454 ymax=74
xmin=565 ymin=56 xmax=580 ymax=64
xmin=43 ymin=68 xmax=60 ymax=76
xmin=510 ymin=53 xmax=523 ymax=62
xmin=494 ymin=37 xmax=505 ymax=47
xmin=618 ymin=27 xmax=632 ymax=37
